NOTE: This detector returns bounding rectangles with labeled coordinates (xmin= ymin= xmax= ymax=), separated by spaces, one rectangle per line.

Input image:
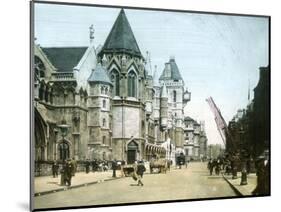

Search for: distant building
xmin=226 ymin=66 xmax=269 ymax=159
xmin=252 ymin=66 xmax=270 ymax=157
xmin=183 ymin=117 xmax=208 ymax=161
xmin=207 ymin=144 xmax=224 ymax=159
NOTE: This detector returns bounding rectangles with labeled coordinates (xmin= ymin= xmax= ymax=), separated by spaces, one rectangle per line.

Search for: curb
xmin=34 ymin=177 xmax=122 ymax=197
xmin=222 ymin=174 xmax=243 ymax=196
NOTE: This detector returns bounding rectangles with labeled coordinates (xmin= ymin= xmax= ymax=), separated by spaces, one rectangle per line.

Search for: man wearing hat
xmin=252 ymin=150 xmax=270 ymax=195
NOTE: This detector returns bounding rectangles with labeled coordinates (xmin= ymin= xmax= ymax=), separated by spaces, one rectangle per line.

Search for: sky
xmin=34 ymin=3 xmax=269 ymax=145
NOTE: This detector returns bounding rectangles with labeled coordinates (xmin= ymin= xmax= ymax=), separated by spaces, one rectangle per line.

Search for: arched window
xmin=173 ymin=90 xmax=177 ymax=102
xmin=50 ymin=88 xmax=53 ymax=104
xmin=59 ymin=142 xmax=70 ymax=161
xmin=110 ymin=69 xmax=120 ymax=96
xmin=102 ymin=118 xmax=106 ymax=127
xmin=102 ymin=136 xmax=106 ymax=145
xmin=45 ymin=86 xmax=49 ymax=103
xmin=101 ymin=86 xmax=104 ymax=94
xmin=102 ymin=99 xmax=106 ymax=108
xmin=128 ymin=71 xmax=137 ymax=97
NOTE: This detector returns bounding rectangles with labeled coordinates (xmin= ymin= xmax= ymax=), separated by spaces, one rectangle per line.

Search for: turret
xmin=160 ymin=83 xmax=168 ymax=128
xmin=87 ymin=63 xmax=113 ymax=155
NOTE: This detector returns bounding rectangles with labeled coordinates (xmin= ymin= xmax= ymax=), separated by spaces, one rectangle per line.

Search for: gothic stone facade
xmin=33 ymin=9 xmax=191 ymax=169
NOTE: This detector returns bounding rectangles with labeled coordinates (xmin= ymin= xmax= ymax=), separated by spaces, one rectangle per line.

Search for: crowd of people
xmin=207 ymin=151 xmax=270 ymax=196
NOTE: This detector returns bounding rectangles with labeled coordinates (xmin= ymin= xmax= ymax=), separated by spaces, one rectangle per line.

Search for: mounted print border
xmin=30 ymin=0 xmax=270 ymax=211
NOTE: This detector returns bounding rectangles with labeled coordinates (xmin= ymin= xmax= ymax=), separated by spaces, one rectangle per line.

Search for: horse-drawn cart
xmin=122 ymin=164 xmax=135 ymax=177
xmin=149 ymin=158 xmax=170 ymax=174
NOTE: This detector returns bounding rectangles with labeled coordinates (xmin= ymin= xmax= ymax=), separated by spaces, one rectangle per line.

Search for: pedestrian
xmin=91 ymin=159 xmax=96 ymax=172
xmin=64 ymin=159 xmax=73 ymax=186
xmin=112 ymin=159 xmax=117 ymax=178
xmin=252 ymin=153 xmax=270 ymax=195
xmin=85 ymin=159 xmax=90 ymax=174
xmin=215 ymin=160 xmax=220 ymax=175
xmin=208 ymin=159 xmax=214 ymax=175
xmin=71 ymin=157 xmax=77 ymax=177
xmin=136 ymin=160 xmax=146 ymax=186
xmin=52 ymin=160 xmax=59 ymax=178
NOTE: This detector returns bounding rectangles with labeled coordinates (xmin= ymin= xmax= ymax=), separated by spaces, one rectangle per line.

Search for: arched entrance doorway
xmin=127 ymin=140 xmax=138 ymax=164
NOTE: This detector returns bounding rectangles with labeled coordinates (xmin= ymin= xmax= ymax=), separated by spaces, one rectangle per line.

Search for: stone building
xmin=33 ymin=9 xmax=191 ymax=173
xmin=226 ymin=66 xmax=269 ymax=159
xmin=183 ymin=116 xmax=208 ymax=161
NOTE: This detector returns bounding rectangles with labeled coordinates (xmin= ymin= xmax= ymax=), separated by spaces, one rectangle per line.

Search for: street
xmin=34 ymin=162 xmax=237 ymax=209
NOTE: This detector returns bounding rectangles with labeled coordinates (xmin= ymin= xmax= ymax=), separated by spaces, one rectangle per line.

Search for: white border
xmin=1 ymin=0 xmax=280 ymax=212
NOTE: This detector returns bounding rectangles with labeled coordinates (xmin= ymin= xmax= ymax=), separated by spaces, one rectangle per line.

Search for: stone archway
xmin=57 ymin=139 xmax=72 ymax=161
xmin=127 ymin=140 xmax=138 ymax=164
xmin=34 ymin=108 xmax=47 ymax=161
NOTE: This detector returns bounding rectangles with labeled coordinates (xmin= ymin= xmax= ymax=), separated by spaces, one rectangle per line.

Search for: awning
xmin=145 ymin=143 xmax=166 ymax=154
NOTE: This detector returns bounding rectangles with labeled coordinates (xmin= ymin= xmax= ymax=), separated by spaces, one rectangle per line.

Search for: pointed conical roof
xmin=88 ymin=63 xmax=112 ymax=86
xmin=159 ymin=57 xmax=183 ymax=81
xmin=101 ymin=9 xmax=142 ymax=57
xmin=161 ymin=83 xmax=168 ymax=98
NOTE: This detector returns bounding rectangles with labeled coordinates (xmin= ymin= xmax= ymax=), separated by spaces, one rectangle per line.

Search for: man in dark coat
xmin=208 ymin=159 xmax=214 ymax=175
xmin=52 ymin=161 xmax=59 ymax=178
xmin=65 ymin=159 xmax=73 ymax=186
xmin=252 ymin=154 xmax=270 ymax=195
xmin=136 ymin=160 xmax=146 ymax=186
xmin=112 ymin=159 xmax=117 ymax=178
xmin=85 ymin=159 xmax=90 ymax=174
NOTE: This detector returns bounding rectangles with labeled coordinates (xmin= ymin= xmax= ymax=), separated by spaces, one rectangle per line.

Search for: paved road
xmin=34 ymin=162 xmax=237 ymax=210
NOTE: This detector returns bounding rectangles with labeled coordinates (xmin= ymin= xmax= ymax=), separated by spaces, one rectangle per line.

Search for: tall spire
xmin=100 ymin=9 xmax=142 ymax=57
xmin=145 ymin=51 xmax=152 ymax=76
xmin=153 ymin=65 xmax=160 ymax=87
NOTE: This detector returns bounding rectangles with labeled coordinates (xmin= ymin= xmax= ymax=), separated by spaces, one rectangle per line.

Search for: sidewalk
xmin=34 ymin=170 xmax=122 ymax=196
xmin=223 ymin=172 xmax=257 ymax=196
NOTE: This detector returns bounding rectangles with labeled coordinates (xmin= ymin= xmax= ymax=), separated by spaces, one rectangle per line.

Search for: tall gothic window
xmin=128 ymin=70 xmax=137 ymax=97
xmin=102 ymin=99 xmax=106 ymax=108
xmin=102 ymin=136 xmax=106 ymax=145
xmin=102 ymin=118 xmax=106 ymax=127
xmin=110 ymin=69 xmax=120 ymax=96
xmin=173 ymin=90 xmax=177 ymax=102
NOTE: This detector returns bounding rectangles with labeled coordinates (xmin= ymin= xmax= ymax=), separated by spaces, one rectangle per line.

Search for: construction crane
xmin=206 ymin=97 xmax=233 ymax=147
